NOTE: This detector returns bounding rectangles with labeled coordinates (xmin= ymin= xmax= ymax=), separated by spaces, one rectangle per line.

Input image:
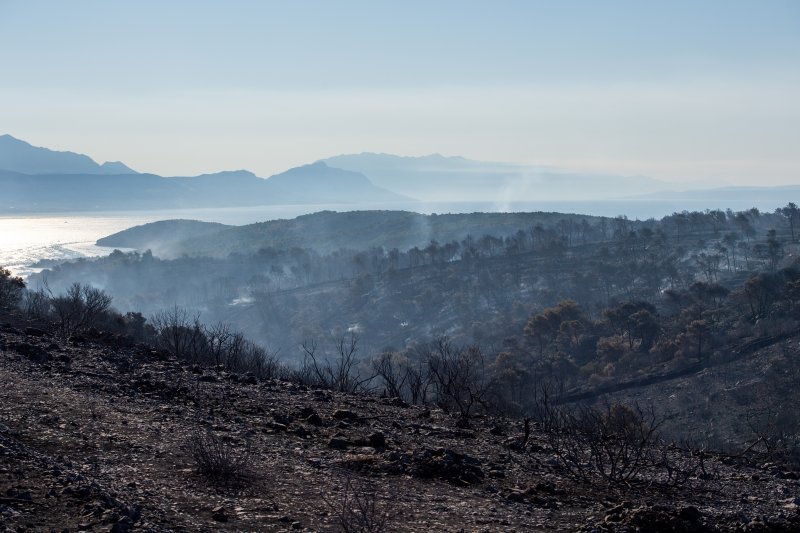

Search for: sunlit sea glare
xmin=0 ymin=204 xmax=353 ymax=277
xmin=0 ymin=214 xmax=150 ymax=277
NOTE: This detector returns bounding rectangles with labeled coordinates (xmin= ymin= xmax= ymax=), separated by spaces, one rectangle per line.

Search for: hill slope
xmin=96 ymin=219 xmax=231 ymax=252
xmin=1 ymin=324 xmax=798 ymax=531
xmin=96 ymin=210 xmax=607 ymax=257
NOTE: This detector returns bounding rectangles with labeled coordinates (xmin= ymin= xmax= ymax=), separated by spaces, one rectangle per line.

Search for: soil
xmin=1 ymin=325 xmax=799 ymax=531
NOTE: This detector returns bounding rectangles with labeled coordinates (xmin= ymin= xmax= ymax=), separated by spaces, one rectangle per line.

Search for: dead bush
xmin=187 ymin=432 xmax=253 ymax=489
xmin=547 ymin=402 xmax=662 ymax=484
xmin=325 ymin=476 xmax=394 ymax=533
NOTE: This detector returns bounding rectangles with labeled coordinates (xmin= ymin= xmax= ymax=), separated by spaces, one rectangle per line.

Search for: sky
xmin=0 ymin=0 xmax=798 ymax=185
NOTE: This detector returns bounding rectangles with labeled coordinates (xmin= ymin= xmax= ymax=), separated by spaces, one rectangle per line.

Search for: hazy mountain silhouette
xmin=1 ymin=135 xmax=793 ymax=215
xmin=321 ymin=152 xmax=671 ymax=202
xmin=0 ymin=134 xmax=138 ymax=175
xmin=0 ymin=136 xmax=409 ymax=213
xmin=264 ymin=162 xmax=406 ymax=203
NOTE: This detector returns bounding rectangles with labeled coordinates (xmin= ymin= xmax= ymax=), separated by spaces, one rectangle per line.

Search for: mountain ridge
xmin=0 ymin=136 xmax=410 ymax=212
xmin=0 ymin=134 xmax=138 ymax=175
xmin=320 ymin=152 xmax=671 ymax=202
xmin=2 ymin=135 xmax=796 ymax=215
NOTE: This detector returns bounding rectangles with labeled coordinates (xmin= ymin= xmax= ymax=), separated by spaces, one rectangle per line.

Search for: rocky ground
xmin=1 ymin=323 xmax=799 ymax=532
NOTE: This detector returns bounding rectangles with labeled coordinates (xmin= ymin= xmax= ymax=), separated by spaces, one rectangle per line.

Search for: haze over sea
xmin=2 ymin=197 xmax=787 ymax=278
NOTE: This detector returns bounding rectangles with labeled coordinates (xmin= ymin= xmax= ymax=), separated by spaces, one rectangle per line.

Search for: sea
xmin=0 ymin=198 xmax=784 ymax=278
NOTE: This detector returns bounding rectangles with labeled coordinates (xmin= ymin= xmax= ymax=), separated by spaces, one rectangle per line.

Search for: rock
xmin=312 ymin=390 xmax=331 ymax=402
xmin=24 ymin=327 xmax=46 ymax=337
xmin=306 ymin=413 xmax=323 ymax=426
xmin=328 ymin=436 xmax=351 ymax=450
xmin=403 ymin=447 xmax=485 ymax=485
xmin=368 ymin=431 xmax=386 ymax=449
xmin=68 ymin=334 xmax=86 ymax=345
xmin=382 ymin=397 xmax=408 ymax=408
xmin=291 ymin=521 xmax=303 ymax=529
xmin=505 ymin=489 xmax=527 ymax=503
xmin=544 ymin=455 xmax=560 ymax=467
xmin=489 ymin=425 xmax=505 ymax=436
xmin=110 ymin=517 xmax=133 ymax=533
xmin=333 ymin=409 xmax=359 ymax=421
xmin=5 ymin=488 xmax=32 ymax=501
xmin=298 ymin=406 xmax=317 ymax=418
xmin=274 ymin=413 xmax=294 ymax=426
xmin=212 ymin=505 xmax=228 ymax=522
xmin=679 ymin=505 xmax=702 ymax=523
xmin=11 ymin=342 xmax=49 ymax=364
xmin=454 ymin=417 xmax=471 ymax=429
xmin=534 ymin=481 xmax=564 ymax=495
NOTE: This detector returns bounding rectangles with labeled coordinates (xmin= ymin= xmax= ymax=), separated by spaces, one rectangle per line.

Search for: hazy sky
xmin=1 ymin=1 xmax=798 ymax=185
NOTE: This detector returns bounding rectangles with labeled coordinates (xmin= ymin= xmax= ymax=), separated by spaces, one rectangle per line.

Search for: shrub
xmin=425 ymin=337 xmax=494 ymax=419
xmin=326 ymin=476 xmax=393 ymax=533
xmin=547 ymin=402 xmax=662 ymax=484
xmin=150 ymin=306 xmax=205 ymax=361
xmin=187 ymin=432 xmax=253 ymax=489
xmin=301 ymin=334 xmax=374 ymax=393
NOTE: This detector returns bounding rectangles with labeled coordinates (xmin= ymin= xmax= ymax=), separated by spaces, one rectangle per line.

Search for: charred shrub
xmin=326 ymin=475 xmax=394 ymax=533
xmin=187 ymin=432 xmax=253 ymax=489
xmin=547 ymin=402 xmax=662 ymax=484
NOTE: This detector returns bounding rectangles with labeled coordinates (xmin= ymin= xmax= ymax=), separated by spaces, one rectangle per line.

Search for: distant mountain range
xmin=320 ymin=152 xmax=671 ymax=202
xmin=0 ymin=134 xmax=795 ymax=214
xmin=0 ymin=135 xmax=407 ymax=212
xmin=0 ymin=134 xmax=137 ymax=175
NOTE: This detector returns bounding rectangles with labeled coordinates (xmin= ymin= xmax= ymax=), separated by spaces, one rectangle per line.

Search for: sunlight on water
xmin=0 ymin=214 xmax=153 ymax=277
xmin=0 ymin=205 xmax=342 ymax=276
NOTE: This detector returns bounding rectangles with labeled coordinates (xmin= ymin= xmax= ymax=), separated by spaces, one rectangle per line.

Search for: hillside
xmin=95 ymin=210 xmax=608 ymax=257
xmin=1 ymin=322 xmax=798 ymax=531
xmin=599 ymin=334 xmax=800 ymax=455
xmin=97 ymin=220 xmax=232 ymax=252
